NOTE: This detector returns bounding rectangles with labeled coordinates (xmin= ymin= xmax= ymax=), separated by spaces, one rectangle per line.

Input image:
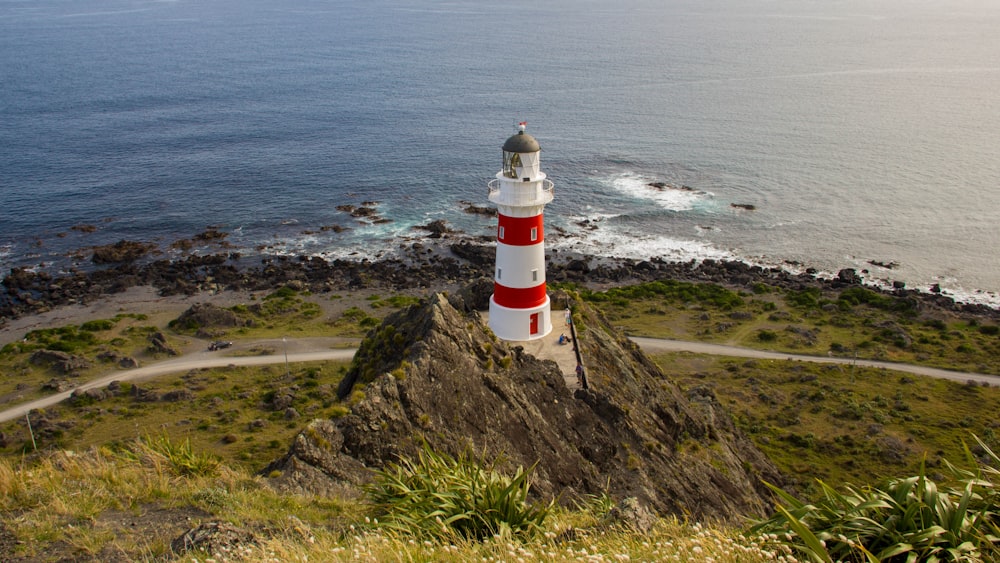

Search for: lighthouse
xmin=487 ymin=123 xmax=554 ymax=341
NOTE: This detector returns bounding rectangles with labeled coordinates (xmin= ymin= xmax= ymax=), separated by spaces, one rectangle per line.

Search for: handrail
xmin=487 ymin=179 xmax=554 ymax=207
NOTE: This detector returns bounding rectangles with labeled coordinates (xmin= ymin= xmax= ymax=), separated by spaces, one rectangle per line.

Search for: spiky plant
xmin=752 ymin=436 xmax=1000 ymax=562
xmin=364 ymin=443 xmax=552 ymax=541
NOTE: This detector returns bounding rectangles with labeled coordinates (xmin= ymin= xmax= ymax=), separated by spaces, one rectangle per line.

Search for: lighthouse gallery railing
xmin=487 ymin=178 xmax=554 ymax=207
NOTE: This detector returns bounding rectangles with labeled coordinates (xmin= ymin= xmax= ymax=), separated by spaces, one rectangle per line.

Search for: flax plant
xmin=753 ymin=436 xmax=1000 ymax=562
xmin=364 ymin=443 xmax=553 ymax=540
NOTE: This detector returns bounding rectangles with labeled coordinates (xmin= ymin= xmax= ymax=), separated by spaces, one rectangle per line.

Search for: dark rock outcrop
xmin=91 ymin=240 xmax=156 ymax=264
xmin=264 ymin=290 xmax=781 ymax=521
xmin=172 ymin=302 xmax=244 ymax=332
xmin=147 ymin=332 xmax=178 ymax=356
xmin=30 ymin=349 xmax=91 ymax=374
xmin=412 ymin=219 xmax=457 ymax=238
xmin=171 ymin=522 xmax=256 ymax=557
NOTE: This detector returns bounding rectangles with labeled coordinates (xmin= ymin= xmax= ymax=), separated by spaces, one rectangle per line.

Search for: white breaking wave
xmin=552 ymin=226 xmax=735 ymax=264
xmin=602 ymin=172 xmax=712 ymax=212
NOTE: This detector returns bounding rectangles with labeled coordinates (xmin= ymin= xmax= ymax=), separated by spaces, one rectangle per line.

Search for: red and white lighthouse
xmin=487 ymin=123 xmax=554 ymax=341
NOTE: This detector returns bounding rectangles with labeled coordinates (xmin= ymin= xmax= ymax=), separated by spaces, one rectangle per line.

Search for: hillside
xmin=263 ymin=286 xmax=781 ymax=520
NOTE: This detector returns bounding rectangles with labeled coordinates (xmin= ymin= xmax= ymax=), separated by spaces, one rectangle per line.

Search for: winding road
xmin=1 ymin=337 xmax=995 ymax=424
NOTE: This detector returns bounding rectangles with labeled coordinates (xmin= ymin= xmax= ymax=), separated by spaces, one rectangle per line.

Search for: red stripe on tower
xmin=492 ymin=282 xmax=548 ymax=309
xmin=497 ymin=214 xmax=544 ymax=246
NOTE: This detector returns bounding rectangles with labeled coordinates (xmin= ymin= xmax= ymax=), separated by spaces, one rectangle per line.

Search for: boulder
xmin=30 ymin=350 xmax=91 ymax=374
xmin=41 ymin=378 xmax=75 ymax=393
xmin=172 ymin=302 xmax=242 ymax=331
xmin=71 ymin=387 xmax=109 ymax=403
xmin=603 ymin=497 xmax=658 ymax=533
xmin=171 ymin=522 xmax=256 ymax=557
xmin=836 ymin=268 xmax=862 ymax=285
xmin=413 ymin=219 xmax=455 ymax=238
xmin=147 ymin=332 xmax=178 ymax=356
xmin=91 ymin=240 xmax=156 ymax=264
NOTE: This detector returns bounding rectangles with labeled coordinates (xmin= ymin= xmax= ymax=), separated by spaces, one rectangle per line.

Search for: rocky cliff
xmin=263 ymin=286 xmax=782 ymax=521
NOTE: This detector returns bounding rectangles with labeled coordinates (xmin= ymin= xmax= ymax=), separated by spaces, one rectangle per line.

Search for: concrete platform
xmin=483 ymin=311 xmax=581 ymax=390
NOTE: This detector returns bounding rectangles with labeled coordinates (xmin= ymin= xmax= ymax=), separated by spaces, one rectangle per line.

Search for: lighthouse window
xmin=497 ymin=268 xmax=502 ymax=280
xmin=498 ymin=226 xmax=505 ymax=240
xmin=503 ymin=152 xmax=521 ymax=178
xmin=532 ymin=269 xmax=538 ymax=282
xmin=530 ymin=227 xmax=538 ymax=241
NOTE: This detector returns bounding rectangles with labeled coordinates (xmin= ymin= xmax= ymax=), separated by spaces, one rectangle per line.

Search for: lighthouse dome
xmin=502 ymin=130 xmax=540 ymax=153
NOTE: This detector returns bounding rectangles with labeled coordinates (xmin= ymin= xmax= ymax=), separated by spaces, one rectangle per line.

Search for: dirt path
xmin=631 ymin=337 xmax=999 ymax=384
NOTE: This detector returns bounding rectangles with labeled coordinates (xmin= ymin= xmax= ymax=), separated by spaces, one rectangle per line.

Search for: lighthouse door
xmin=529 ymin=313 xmax=539 ymax=335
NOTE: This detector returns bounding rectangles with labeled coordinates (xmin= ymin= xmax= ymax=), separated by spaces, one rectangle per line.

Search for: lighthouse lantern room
xmin=487 ymin=123 xmax=554 ymax=341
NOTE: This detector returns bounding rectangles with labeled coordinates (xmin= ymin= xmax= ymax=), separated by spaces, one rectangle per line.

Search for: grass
xmin=0 ymin=288 xmax=423 ymax=426
xmin=190 ymin=288 xmax=417 ymax=339
xmin=0 ymin=360 xmax=352 ymax=472
xmin=581 ymin=281 xmax=1000 ymax=375
xmin=0 ymin=313 xmax=184 ymax=403
xmin=2 ymin=278 xmax=998 ymax=560
xmin=652 ymin=351 xmax=1000 ymax=496
xmin=0 ymin=437 xmax=784 ymax=562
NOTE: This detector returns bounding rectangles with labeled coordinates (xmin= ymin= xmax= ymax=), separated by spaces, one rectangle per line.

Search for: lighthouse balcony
xmin=487 ymin=178 xmax=554 ymax=207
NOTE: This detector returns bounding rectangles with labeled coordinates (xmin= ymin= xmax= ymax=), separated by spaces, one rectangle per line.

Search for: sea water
xmin=1 ymin=0 xmax=998 ymax=304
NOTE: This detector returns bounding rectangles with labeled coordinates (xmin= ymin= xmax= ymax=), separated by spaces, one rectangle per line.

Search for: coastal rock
xmin=2 ymin=230 xmax=997 ymax=322
xmin=91 ymin=240 xmax=156 ymax=264
xmin=836 ymin=268 xmax=862 ymax=285
xmin=266 ymin=289 xmax=781 ymax=521
xmin=461 ymin=202 xmax=497 ymax=216
xmin=413 ymin=219 xmax=456 ymax=238
xmin=448 ymin=240 xmax=494 ymax=267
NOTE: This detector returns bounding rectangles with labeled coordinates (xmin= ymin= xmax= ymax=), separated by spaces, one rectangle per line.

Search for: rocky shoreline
xmin=3 ymin=233 xmax=998 ymax=325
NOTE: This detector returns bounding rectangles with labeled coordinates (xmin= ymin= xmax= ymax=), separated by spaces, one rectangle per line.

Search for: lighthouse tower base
xmin=489 ymin=295 xmax=552 ymax=341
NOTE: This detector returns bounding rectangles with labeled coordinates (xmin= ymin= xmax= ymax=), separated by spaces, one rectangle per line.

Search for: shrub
xmin=757 ymin=329 xmax=778 ymax=342
xmin=839 ymin=287 xmax=917 ymax=313
xmin=265 ymin=286 xmax=298 ymax=300
xmin=329 ymin=405 xmax=350 ymax=418
xmin=365 ymin=444 xmax=552 ymax=540
xmin=137 ymin=434 xmax=220 ymax=477
xmin=80 ymin=319 xmax=116 ymax=332
xmin=787 ymin=288 xmax=822 ymax=308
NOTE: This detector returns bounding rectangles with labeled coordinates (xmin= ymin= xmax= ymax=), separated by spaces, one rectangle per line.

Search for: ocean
xmin=2 ymin=0 xmax=998 ymax=305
